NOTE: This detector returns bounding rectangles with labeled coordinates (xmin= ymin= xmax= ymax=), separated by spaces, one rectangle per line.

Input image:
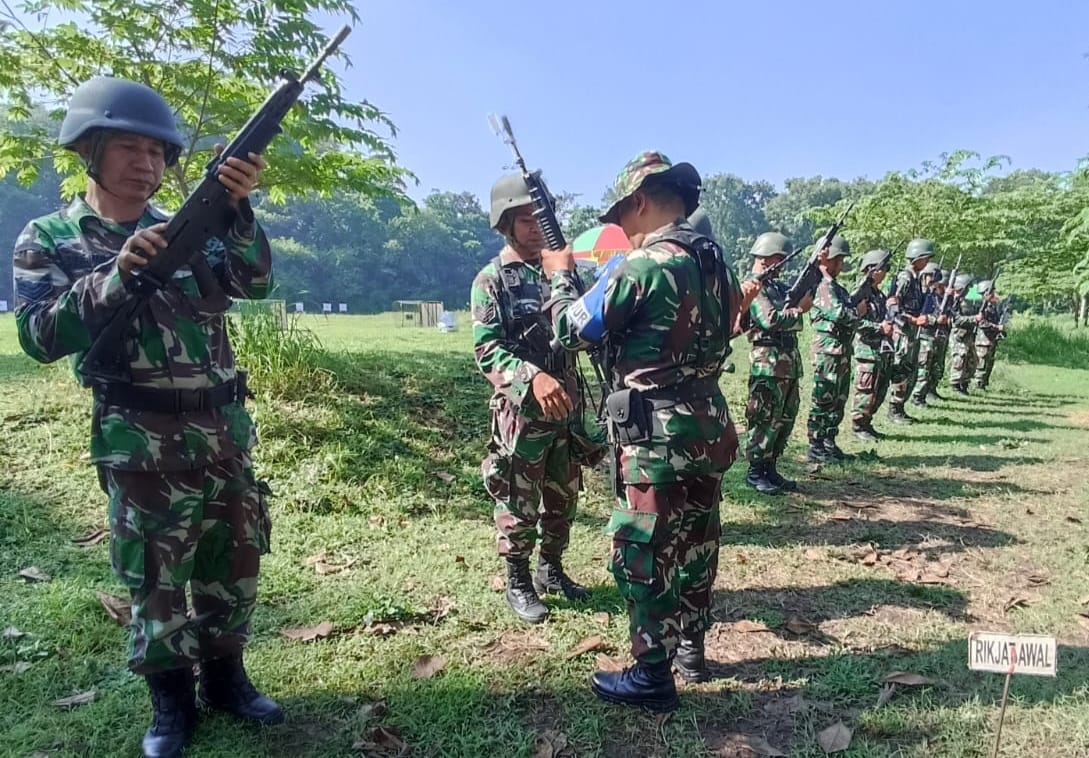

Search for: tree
xmin=765 ymin=176 xmax=875 ymax=247
xmin=698 ymin=173 xmax=776 ymax=267
xmin=0 ymin=0 xmax=408 ymax=204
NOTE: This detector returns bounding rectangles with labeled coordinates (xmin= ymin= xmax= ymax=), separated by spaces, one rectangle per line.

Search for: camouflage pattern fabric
xmin=949 ymin=296 xmax=979 ymax=385
xmin=928 ymin=331 xmax=950 ymax=393
xmin=974 ymin=300 xmax=1004 ymax=387
xmin=852 ymin=282 xmax=892 ymax=425
xmin=807 ymin=275 xmax=858 ymax=443
xmin=472 ymin=251 xmax=583 ymax=557
xmin=912 ymin=287 xmax=946 ymax=400
xmin=888 ymin=268 xmax=926 ymax=407
xmin=103 ymin=454 xmax=269 ymax=673
xmin=744 ymin=278 xmax=803 ymax=463
xmin=14 ymin=196 xmax=271 ymax=471
xmin=608 ymin=475 xmax=722 ymax=664
xmin=913 ymin=331 xmax=937 ymax=400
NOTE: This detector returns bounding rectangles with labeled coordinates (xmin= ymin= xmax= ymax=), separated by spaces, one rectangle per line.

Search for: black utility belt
xmin=753 ymin=334 xmax=797 ymax=350
xmin=605 ymin=376 xmax=721 ymax=445
xmin=93 ymin=372 xmax=249 ymax=414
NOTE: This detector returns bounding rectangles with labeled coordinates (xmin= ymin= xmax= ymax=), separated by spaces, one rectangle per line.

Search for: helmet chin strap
xmin=84 ymin=130 xmax=162 ymax=206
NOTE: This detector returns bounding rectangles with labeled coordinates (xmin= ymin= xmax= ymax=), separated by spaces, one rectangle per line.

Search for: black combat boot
xmin=927 ymin=390 xmax=944 ymax=402
xmin=534 ymin=553 xmax=590 ymax=601
xmin=953 ymin=383 xmax=969 ymax=396
xmin=823 ymin=437 xmax=854 ymax=462
xmin=197 ymin=654 xmax=284 ymax=725
xmin=673 ymin=631 xmax=710 ymax=683
xmin=910 ymin=395 xmax=927 ymax=407
xmin=887 ymin=405 xmax=915 ymax=425
xmin=852 ymin=422 xmax=879 ymax=442
xmin=505 ymin=557 xmax=549 ymax=624
xmin=745 ymin=463 xmax=783 ymax=495
xmin=591 ymin=659 xmax=678 ymax=712
xmin=766 ymin=459 xmax=798 ymax=492
xmin=807 ymin=441 xmax=833 ymax=464
xmin=143 ymin=667 xmax=198 ymax=758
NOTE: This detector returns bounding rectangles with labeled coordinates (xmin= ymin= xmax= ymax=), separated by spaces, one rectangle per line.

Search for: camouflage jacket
xmin=975 ymin=300 xmax=1004 ymax=346
xmin=918 ymin=290 xmax=942 ymax=338
xmin=889 ymin=268 xmax=925 ymax=338
xmin=13 ymin=196 xmax=272 ymax=472
xmin=745 ymin=277 xmax=803 ymax=379
xmin=810 ymin=274 xmax=858 ymax=357
xmin=951 ymin=296 xmax=979 ymax=341
xmin=550 ymin=219 xmax=742 ymax=484
xmin=470 ymin=249 xmax=581 ymax=422
xmin=853 ymin=281 xmax=890 ymax=362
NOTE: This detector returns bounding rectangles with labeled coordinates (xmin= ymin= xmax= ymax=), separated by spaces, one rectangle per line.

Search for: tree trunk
xmin=1079 ymin=293 xmax=1088 ymax=328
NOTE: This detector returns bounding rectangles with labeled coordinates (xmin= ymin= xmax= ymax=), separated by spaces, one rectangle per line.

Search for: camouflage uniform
xmin=911 ymin=273 xmax=943 ymax=405
xmin=887 ymin=264 xmax=927 ymax=419
xmin=745 ymin=279 xmax=802 ymax=465
xmin=974 ymin=298 xmax=1004 ymax=388
xmin=807 ymin=268 xmax=859 ymax=455
xmin=851 ymin=271 xmax=893 ymax=437
xmin=551 ymin=154 xmax=741 ymax=684
xmin=949 ymin=290 xmax=979 ymax=392
xmin=14 ymin=196 xmax=272 ymax=674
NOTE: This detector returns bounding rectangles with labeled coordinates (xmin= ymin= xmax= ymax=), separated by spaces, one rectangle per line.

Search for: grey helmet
xmin=59 ymin=76 xmax=185 ymax=166
xmin=489 ymin=173 xmax=534 ymax=230
xmin=977 ymin=279 xmax=996 ymax=296
xmin=818 ymin=234 xmax=850 ymax=258
xmin=921 ymin=262 xmax=943 ymax=282
xmin=749 ymin=231 xmax=793 ymax=257
xmin=860 ymin=249 xmax=890 ymax=271
xmin=953 ymin=273 xmax=974 ymax=291
xmin=906 ymin=238 xmax=936 ymax=262
xmin=688 ymin=207 xmax=716 ymax=241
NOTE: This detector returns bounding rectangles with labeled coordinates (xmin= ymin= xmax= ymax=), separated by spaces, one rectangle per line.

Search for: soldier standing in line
xmin=742 ymin=232 xmax=813 ymax=494
xmin=471 ymin=173 xmax=596 ymax=626
xmin=543 ymin=151 xmax=756 ymax=711
xmin=13 ymin=77 xmax=279 ymax=758
xmin=850 ymin=250 xmax=895 ymax=442
xmin=948 ymin=273 xmax=979 ymax=395
xmin=886 ymin=239 xmax=935 ymax=424
xmin=805 ymin=235 xmax=867 ymax=463
xmin=973 ymin=279 xmax=1006 ymax=389
xmin=910 ymin=262 xmax=951 ymax=407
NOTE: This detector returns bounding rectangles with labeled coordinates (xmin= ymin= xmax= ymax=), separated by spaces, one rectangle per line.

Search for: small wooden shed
xmin=394 ymin=300 xmax=444 ymax=327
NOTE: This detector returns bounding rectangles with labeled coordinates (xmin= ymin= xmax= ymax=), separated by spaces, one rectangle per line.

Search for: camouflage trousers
xmin=949 ymin=335 xmax=977 ymax=385
xmin=609 ymin=475 xmax=722 ymax=664
xmin=851 ymin=355 xmax=892 ymax=426
xmin=102 ymin=454 xmax=270 ymax=674
xmin=744 ymin=374 xmax=800 ymax=464
xmin=807 ymin=353 xmax=852 ymax=443
xmin=483 ymin=398 xmax=580 ymax=559
xmin=911 ymin=334 xmax=938 ymax=400
xmin=930 ymin=334 xmax=950 ymax=391
xmin=974 ymin=342 xmax=998 ymax=387
xmin=888 ymin=331 xmax=920 ymax=407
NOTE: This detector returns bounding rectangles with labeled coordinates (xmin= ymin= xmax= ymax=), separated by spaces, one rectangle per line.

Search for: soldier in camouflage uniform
xmin=910 ymin=262 xmax=951 ymax=407
xmin=886 ymin=239 xmax=935 ymax=424
xmin=12 ymin=78 xmax=280 ymax=758
xmin=948 ymin=273 xmax=978 ymax=395
xmin=543 ymin=152 xmax=755 ymax=711
xmin=973 ymin=279 xmax=1006 ymax=389
xmin=805 ymin=235 xmax=867 ymax=463
xmin=743 ymin=232 xmax=812 ymax=494
xmin=927 ymin=270 xmax=954 ymax=401
xmin=850 ymin=250 xmax=895 ymax=442
xmin=471 ymin=173 xmax=595 ymax=626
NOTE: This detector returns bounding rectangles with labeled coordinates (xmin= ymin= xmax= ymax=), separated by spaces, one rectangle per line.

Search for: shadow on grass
xmin=880 ymin=432 xmax=1051 ymax=445
xmin=875 ymin=454 xmax=1045 ymax=472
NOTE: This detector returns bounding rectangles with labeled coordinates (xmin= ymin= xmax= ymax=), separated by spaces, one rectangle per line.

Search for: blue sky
xmin=333 ymin=0 xmax=1087 ymax=204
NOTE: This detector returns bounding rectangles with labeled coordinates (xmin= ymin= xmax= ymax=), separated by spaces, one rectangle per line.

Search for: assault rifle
xmin=79 ymin=26 xmax=352 ymax=384
xmin=936 ymin=253 xmax=963 ymax=329
xmin=488 ymin=114 xmax=566 ymax=252
xmin=754 ymin=245 xmax=805 ymax=284
xmin=849 ymin=249 xmax=892 ymax=307
xmin=784 ymin=200 xmax=855 ymax=308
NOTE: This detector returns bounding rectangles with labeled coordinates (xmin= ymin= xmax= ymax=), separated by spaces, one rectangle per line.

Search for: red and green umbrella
xmin=572 ymin=224 xmax=631 ymax=266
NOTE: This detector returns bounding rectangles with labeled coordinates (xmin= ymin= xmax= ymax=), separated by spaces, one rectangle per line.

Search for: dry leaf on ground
xmin=72 ymin=529 xmax=109 ymax=548
xmin=593 ymin=612 xmax=611 ymax=625
xmin=734 ymin=620 xmax=771 ymax=634
xmin=280 ymin=621 xmax=335 ymax=642
xmin=564 ymin=635 xmax=605 ymax=660
xmin=595 ymin=653 xmax=625 ymax=672
xmin=96 ymin=592 xmax=132 ymax=627
xmin=804 ymin=548 xmax=823 ymax=561
xmin=875 ymin=683 xmax=897 ymax=707
xmin=712 ymin=733 xmax=788 ymax=757
xmin=0 ymin=662 xmax=32 ymax=675
xmin=52 ymin=690 xmax=96 ymax=708
xmin=817 ymin=721 xmax=853 ymax=754
xmin=410 ymin=654 xmax=446 ymax=679
xmin=429 ymin=596 xmax=456 ymax=621
xmin=860 ymin=550 xmax=879 ymax=566
xmin=352 ymin=724 xmax=407 ymax=755
xmin=2 ymin=626 xmax=26 ymax=640
xmin=1003 ymin=596 xmax=1031 ymax=613
xmin=358 ymin=700 xmax=388 ymax=722
xmin=489 ymin=575 xmax=506 ymax=592
xmin=363 ymin=622 xmax=401 ymax=637
xmin=434 ymin=471 xmax=456 ymax=484
xmin=782 ymin=616 xmax=816 ymax=635
xmin=533 ymin=730 xmax=571 ymax=758
xmin=883 ymin=671 xmax=936 ymax=686
xmin=18 ymin=566 xmax=51 ymax=582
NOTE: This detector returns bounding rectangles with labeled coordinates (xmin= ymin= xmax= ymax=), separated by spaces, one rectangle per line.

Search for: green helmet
xmin=953 ymin=273 xmax=973 ymax=291
xmin=977 ymin=279 xmax=995 ymax=295
xmin=489 ymin=173 xmax=533 ymax=230
xmin=906 ymin=238 xmax=935 ymax=262
xmin=921 ymin=262 xmax=943 ymax=282
xmin=817 ymin=234 xmax=849 ymax=258
xmin=860 ymin=249 xmax=890 ymax=270
xmin=749 ymin=231 xmax=793 ymax=257
xmin=688 ymin=207 xmax=716 ymax=241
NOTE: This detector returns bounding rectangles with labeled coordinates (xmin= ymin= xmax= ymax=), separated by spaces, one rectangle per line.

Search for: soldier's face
xmin=97 ymin=132 xmax=166 ymax=202
xmin=822 ymin=254 xmax=844 ymax=277
xmin=752 ymin=254 xmax=783 ymax=274
xmin=912 ymin=257 xmax=930 ymax=272
xmin=508 ymin=206 xmax=544 ymax=252
xmin=872 ymin=269 xmax=887 ymax=285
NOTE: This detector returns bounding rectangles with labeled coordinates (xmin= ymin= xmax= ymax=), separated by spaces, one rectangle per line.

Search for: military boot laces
xmin=823 ymin=438 xmax=854 ymax=462
xmin=852 ymin=423 xmax=880 ymax=442
xmin=534 ymin=555 xmax=590 ymax=601
xmin=807 ymin=442 xmax=833 ymax=464
xmin=143 ymin=667 xmax=198 ymax=758
xmin=505 ymin=557 xmax=549 ymax=624
xmin=197 ymin=654 xmax=284 ymax=725
xmin=766 ymin=460 xmax=798 ymax=492
xmin=887 ymin=406 xmax=915 ymax=425
xmin=590 ymin=659 xmax=679 ymax=712
xmin=673 ymin=632 xmax=710 ymax=683
xmin=745 ymin=463 xmax=783 ymax=495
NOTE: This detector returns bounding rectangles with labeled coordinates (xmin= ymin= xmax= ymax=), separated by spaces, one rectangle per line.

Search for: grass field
xmin=1 ymin=312 xmax=1088 ymax=757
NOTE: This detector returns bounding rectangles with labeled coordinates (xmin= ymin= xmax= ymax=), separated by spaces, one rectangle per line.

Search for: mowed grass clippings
xmin=1 ymin=312 xmax=1088 ymax=757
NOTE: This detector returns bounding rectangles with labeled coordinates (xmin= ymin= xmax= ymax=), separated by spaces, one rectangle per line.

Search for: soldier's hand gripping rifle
xmin=79 ymin=26 xmax=353 ymax=384
xmin=937 ymin=253 xmax=963 ymax=328
xmin=850 ymin=249 xmax=892 ymax=307
xmin=784 ymin=200 xmax=855 ymax=308
xmin=488 ymin=114 xmax=566 ymax=252
xmin=754 ymin=245 xmax=805 ymax=284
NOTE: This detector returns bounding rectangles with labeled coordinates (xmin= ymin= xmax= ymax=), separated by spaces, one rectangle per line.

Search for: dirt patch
xmin=1068 ymin=409 xmax=1089 ymax=427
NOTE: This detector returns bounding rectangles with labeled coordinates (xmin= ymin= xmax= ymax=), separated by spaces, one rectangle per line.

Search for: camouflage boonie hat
xmin=599 ymin=151 xmax=701 ymax=224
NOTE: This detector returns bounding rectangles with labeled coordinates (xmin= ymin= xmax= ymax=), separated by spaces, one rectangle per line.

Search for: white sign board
xmin=322 ymin=303 xmax=332 ymax=313
xmin=0 ymin=300 xmax=8 ymax=312
xmin=294 ymin=302 xmax=304 ymax=313
xmin=968 ymin=632 xmax=1056 ymax=677
xmin=338 ymin=303 xmax=348 ymax=313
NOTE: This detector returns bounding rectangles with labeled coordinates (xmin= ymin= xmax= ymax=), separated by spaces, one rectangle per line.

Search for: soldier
xmin=886 ymin=239 xmax=935 ymax=424
xmin=806 ymin=235 xmax=867 ymax=463
xmin=973 ymin=279 xmax=1006 ymax=389
xmin=927 ymin=270 xmax=954 ymax=401
xmin=910 ymin=262 xmax=951 ymax=407
xmin=471 ymin=173 xmax=595 ymax=626
xmin=12 ymin=77 xmax=279 ymax=758
xmin=850 ymin=250 xmax=895 ymax=442
xmin=743 ymin=232 xmax=812 ymax=494
xmin=542 ymin=151 xmax=755 ymax=711
xmin=948 ymin=273 xmax=978 ymax=395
